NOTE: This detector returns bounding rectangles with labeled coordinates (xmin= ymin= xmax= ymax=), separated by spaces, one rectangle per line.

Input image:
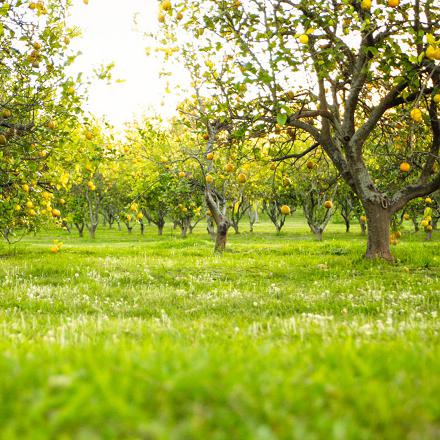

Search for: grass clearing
xmin=0 ymin=216 xmax=439 ymax=439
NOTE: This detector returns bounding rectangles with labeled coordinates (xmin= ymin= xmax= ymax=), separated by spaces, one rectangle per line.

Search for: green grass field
xmin=0 ymin=216 xmax=439 ymax=439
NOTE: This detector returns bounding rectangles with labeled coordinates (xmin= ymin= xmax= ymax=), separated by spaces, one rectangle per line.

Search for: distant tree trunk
xmin=125 ymin=222 xmax=133 ymax=234
xmin=86 ymin=223 xmax=97 ymax=239
xmin=411 ymin=216 xmax=419 ymax=233
xmin=158 ymin=223 xmax=164 ymax=236
xmin=309 ymin=225 xmax=323 ymax=241
xmin=360 ymin=220 xmax=367 ymax=236
xmin=140 ymin=221 xmax=145 ymax=235
xmin=85 ymin=190 xmax=100 ymax=240
xmin=117 ymin=221 xmax=122 ymax=231
xmin=215 ymin=219 xmax=229 ymax=253
xmin=181 ymin=224 xmax=188 ymax=237
xmin=108 ymin=214 xmax=115 ymax=229
xmin=62 ymin=220 xmax=71 ymax=234
xmin=2 ymin=228 xmax=11 ymax=242
xmin=74 ymin=222 xmax=85 ymax=238
xmin=207 ymin=216 xmax=216 ymax=240
xmin=249 ymin=203 xmax=258 ymax=232
xmin=232 ymin=222 xmax=240 ymax=234
xmin=342 ymin=214 xmax=350 ymax=233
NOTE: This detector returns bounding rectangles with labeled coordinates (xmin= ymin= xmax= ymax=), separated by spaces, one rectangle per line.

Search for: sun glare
xmin=68 ymin=0 xmax=186 ymax=127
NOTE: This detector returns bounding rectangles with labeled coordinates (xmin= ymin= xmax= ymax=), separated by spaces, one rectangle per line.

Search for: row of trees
xmin=156 ymin=0 xmax=440 ymax=260
xmin=1 ymin=0 xmax=439 ymax=262
xmin=4 ymin=111 xmax=437 ymax=248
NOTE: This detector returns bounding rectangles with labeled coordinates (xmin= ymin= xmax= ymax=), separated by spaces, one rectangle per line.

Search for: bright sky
xmin=68 ymin=0 xmax=186 ymax=128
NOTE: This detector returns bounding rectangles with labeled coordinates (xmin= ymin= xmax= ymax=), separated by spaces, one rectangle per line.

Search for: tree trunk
xmin=207 ymin=217 xmax=216 ymax=241
xmin=314 ymin=229 xmax=323 ymax=241
xmin=158 ymin=224 xmax=164 ymax=236
xmin=140 ymin=222 xmax=145 ymax=235
xmin=87 ymin=224 xmax=97 ymax=239
xmin=74 ymin=222 xmax=84 ymax=238
xmin=411 ymin=217 xmax=419 ymax=233
xmin=62 ymin=220 xmax=71 ymax=234
xmin=309 ymin=224 xmax=324 ymax=241
xmin=117 ymin=221 xmax=122 ymax=231
xmin=360 ymin=221 xmax=367 ymax=236
xmin=364 ymin=204 xmax=393 ymax=261
xmin=180 ymin=220 xmax=188 ymax=238
xmin=426 ymin=231 xmax=433 ymax=241
xmin=343 ymin=216 xmax=350 ymax=233
xmin=215 ymin=220 xmax=229 ymax=253
xmin=232 ymin=222 xmax=240 ymax=234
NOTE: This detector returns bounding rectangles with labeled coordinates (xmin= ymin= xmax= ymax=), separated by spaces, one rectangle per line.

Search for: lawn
xmin=0 ymin=216 xmax=439 ymax=439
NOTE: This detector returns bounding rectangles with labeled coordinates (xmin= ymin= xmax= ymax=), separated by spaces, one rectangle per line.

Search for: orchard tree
xmin=335 ymin=184 xmax=358 ymax=233
xmin=159 ymin=0 xmax=440 ymax=260
xmin=295 ymin=168 xmax=339 ymax=241
xmin=261 ymin=167 xmax=297 ymax=233
xmin=61 ymin=123 xmax=116 ymax=239
xmin=0 ymin=0 xmax=83 ymax=242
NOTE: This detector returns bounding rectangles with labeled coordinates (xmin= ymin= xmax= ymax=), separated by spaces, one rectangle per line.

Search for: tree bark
xmin=360 ymin=220 xmax=367 ymax=236
xmin=215 ymin=220 xmax=229 ymax=253
xmin=158 ymin=224 xmax=164 ymax=236
xmin=313 ymin=229 xmax=323 ymax=241
xmin=410 ymin=217 xmax=419 ymax=233
xmin=180 ymin=222 xmax=188 ymax=237
xmin=343 ymin=216 xmax=350 ymax=233
xmin=74 ymin=222 xmax=84 ymax=238
xmin=207 ymin=216 xmax=216 ymax=240
xmin=87 ymin=224 xmax=97 ymax=239
xmin=364 ymin=204 xmax=393 ymax=260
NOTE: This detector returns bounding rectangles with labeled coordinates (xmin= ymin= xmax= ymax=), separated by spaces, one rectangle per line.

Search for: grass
xmin=0 ymin=215 xmax=439 ymax=439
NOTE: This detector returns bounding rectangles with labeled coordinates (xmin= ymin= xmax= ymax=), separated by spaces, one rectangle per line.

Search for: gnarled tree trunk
xmin=215 ymin=219 xmax=229 ymax=253
xmin=364 ymin=204 xmax=393 ymax=261
xmin=205 ymin=188 xmax=230 ymax=253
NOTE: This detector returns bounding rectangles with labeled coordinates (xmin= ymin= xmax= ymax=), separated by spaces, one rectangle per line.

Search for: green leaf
xmin=277 ymin=114 xmax=287 ymax=126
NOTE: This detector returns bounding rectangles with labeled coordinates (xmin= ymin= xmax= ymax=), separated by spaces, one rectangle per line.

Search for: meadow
xmin=0 ymin=216 xmax=439 ymax=440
